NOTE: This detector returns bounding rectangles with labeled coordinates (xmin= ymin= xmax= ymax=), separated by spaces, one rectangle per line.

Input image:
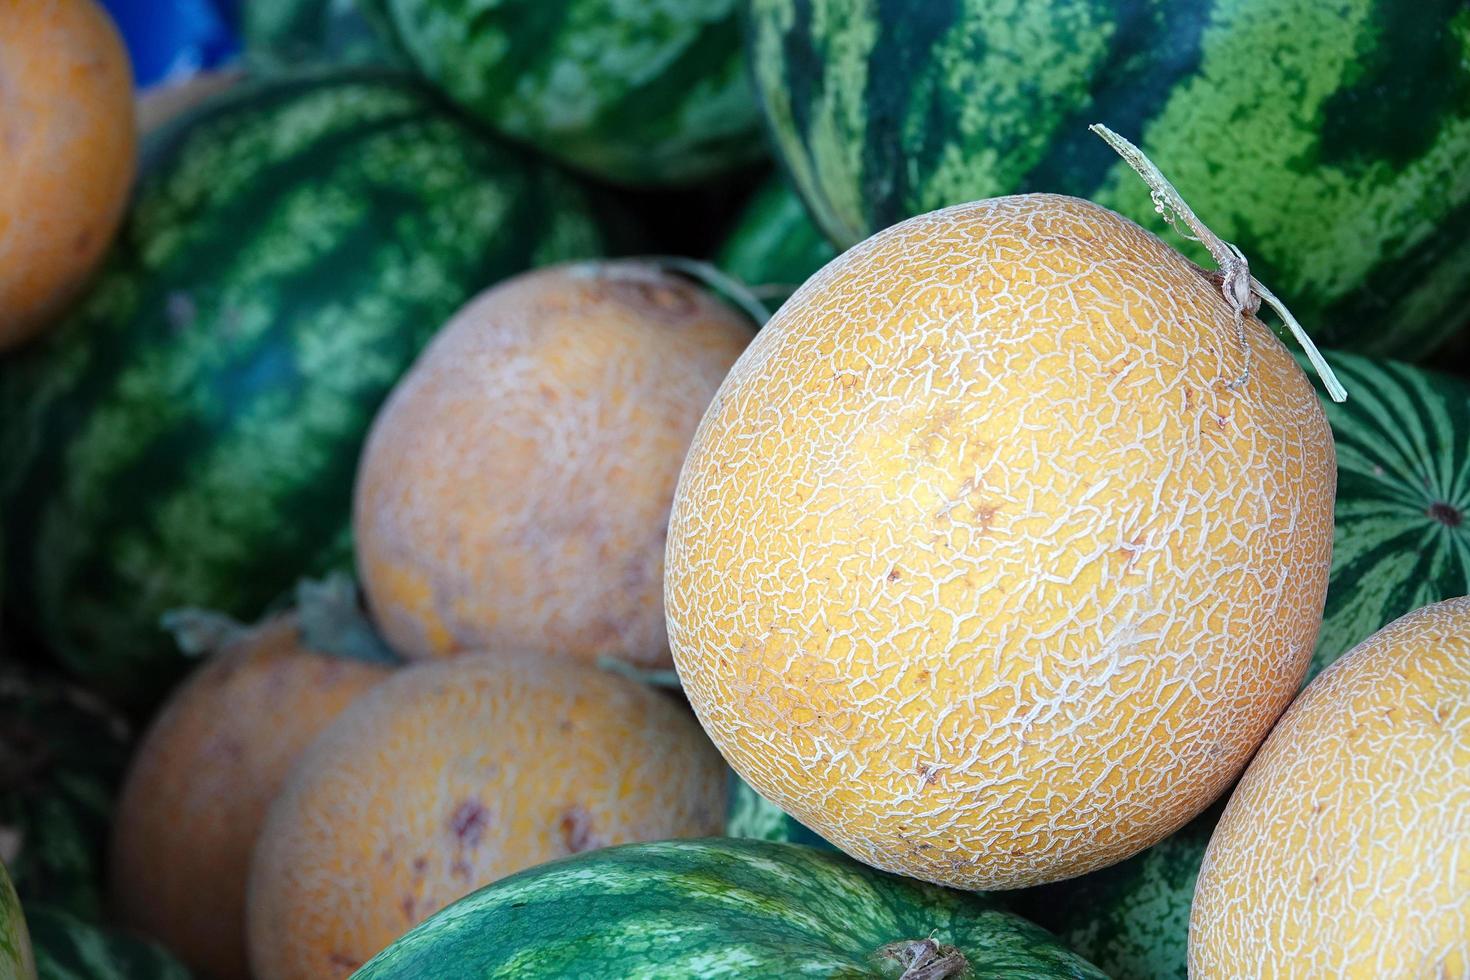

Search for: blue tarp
xmin=99 ymin=0 xmax=241 ymax=88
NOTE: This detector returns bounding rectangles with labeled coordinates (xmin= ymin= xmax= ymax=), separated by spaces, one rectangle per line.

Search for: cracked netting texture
xmin=666 ymin=193 xmax=1336 ymax=890
xmin=1191 ymin=596 xmax=1470 ymax=977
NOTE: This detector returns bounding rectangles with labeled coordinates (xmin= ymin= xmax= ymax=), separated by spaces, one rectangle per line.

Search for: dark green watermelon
xmin=747 ymin=0 xmax=1470 ymax=358
xmin=1005 ymin=349 xmax=1470 ymax=979
xmin=0 ymin=71 xmax=616 ymax=705
xmin=361 ymin=0 xmax=764 ymax=185
xmin=240 ymin=0 xmax=405 ymax=70
xmin=26 ymin=906 xmax=190 ymax=980
xmin=354 ymin=838 xmax=1105 ymax=978
xmin=716 ymin=176 xmax=836 ymax=310
xmin=0 ymin=667 xmax=131 ymax=922
xmin=1310 ymin=350 xmax=1470 ymax=674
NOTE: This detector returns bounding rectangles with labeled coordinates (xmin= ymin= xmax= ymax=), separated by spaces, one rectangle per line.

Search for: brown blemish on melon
xmin=558 ymin=805 xmax=601 ymax=854
xmin=448 ymin=799 xmax=487 ymax=847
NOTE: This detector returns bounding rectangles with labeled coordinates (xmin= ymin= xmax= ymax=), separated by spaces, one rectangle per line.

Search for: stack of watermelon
xmin=2 ymin=0 xmax=1467 ymax=978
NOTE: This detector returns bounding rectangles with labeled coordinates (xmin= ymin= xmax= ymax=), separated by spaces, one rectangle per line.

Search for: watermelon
xmin=0 ymin=666 xmax=131 ymax=922
xmin=724 ymin=772 xmax=831 ymax=848
xmin=26 ymin=906 xmax=190 ymax=980
xmin=1005 ymin=349 xmax=1470 ymax=979
xmin=715 ymin=177 xmax=836 ymax=310
xmin=747 ymin=0 xmax=1470 ymax=358
xmin=241 ymin=0 xmax=405 ymax=69
xmin=354 ymin=838 xmax=1105 ymax=978
xmin=1 ymin=862 xmax=35 ymax=980
xmin=360 ymin=0 xmax=764 ymax=185
xmin=0 ymin=71 xmax=616 ymax=705
xmin=1311 ymin=350 xmax=1470 ymax=674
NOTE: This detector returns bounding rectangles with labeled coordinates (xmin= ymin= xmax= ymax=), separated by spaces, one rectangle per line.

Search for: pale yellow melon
xmin=0 ymin=0 xmax=135 ymax=350
xmin=666 ymin=193 xmax=1336 ymax=890
xmin=1189 ymin=596 xmax=1470 ymax=977
xmin=245 ymin=652 xmax=726 ymax=980
xmin=354 ymin=261 xmax=753 ymax=669
xmin=109 ymin=612 xmax=391 ymax=980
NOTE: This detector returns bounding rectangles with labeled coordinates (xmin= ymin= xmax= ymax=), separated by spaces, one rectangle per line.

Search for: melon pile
xmin=1 ymin=1 xmax=1466 ymax=978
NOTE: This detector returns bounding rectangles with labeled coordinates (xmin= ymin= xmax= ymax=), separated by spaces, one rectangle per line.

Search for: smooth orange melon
xmin=353 ymin=260 xmax=753 ymax=668
xmin=666 ymin=193 xmax=1336 ymax=890
xmin=1189 ymin=596 xmax=1470 ymax=977
xmin=0 ymin=0 xmax=135 ymax=350
xmin=109 ymin=611 xmax=391 ymax=980
xmin=245 ymin=652 xmax=726 ymax=979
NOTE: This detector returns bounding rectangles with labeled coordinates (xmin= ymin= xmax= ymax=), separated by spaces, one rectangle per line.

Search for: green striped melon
xmin=716 ymin=177 xmax=836 ymax=310
xmin=361 ymin=0 xmax=764 ymax=185
xmin=0 ymin=71 xmax=615 ymax=705
xmin=1 ymin=862 xmax=36 ymax=980
xmin=26 ymin=906 xmax=190 ymax=980
xmin=354 ymin=838 xmax=1105 ymax=978
xmin=0 ymin=666 xmax=131 ymax=922
xmin=241 ymin=0 xmax=405 ymax=70
xmin=1311 ymin=351 xmax=1470 ymax=674
xmin=1006 ymin=350 xmax=1470 ymax=979
xmin=747 ymin=0 xmax=1470 ymax=358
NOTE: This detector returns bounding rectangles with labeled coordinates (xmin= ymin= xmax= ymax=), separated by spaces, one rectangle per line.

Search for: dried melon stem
xmin=876 ymin=938 xmax=969 ymax=980
xmin=296 ymin=573 xmax=400 ymax=665
xmin=1090 ymin=124 xmax=1347 ymax=403
xmin=650 ymin=256 xmax=774 ymax=327
xmin=161 ymin=608 xmax=247 ymax=657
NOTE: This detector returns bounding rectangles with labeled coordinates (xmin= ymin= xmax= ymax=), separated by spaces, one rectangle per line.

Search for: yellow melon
xmin=109 ymin=612 xmax=391 ymax=980
xmin=245 ymin=652 xmax=726 ymax=979
xmin=0 ymin=0 xmax=135 ymax=350
xmin=666 ymin=193 xmax=1336 ymax=890
xmin=1189 ymin=596 xmax=1470 ymax=977
xmin=353 ymin=261 xmax=753 ymax=669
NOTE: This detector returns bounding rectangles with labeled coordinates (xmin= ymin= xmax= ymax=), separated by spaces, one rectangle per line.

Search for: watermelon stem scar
xmin=876 ymin=937 xmax=968 ymax=980
xmin=1090 ymin=124 xmax=1347 ymax=404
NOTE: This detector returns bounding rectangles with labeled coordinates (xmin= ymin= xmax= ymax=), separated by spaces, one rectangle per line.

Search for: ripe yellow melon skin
xmin=666 ymin=193 xmax=1335 ymax=891
xmin=245 ymin=653 xmax=726 ymax=980
xmin=1189 ymin=596 xmax=1470 ymax=977
xmin=109 ymin=613 xmax=390 ymax=980
xmin=354 ymin=261 xmax=753 ymax=669
xmin=0 ymin=0 xmax=135 ymax=350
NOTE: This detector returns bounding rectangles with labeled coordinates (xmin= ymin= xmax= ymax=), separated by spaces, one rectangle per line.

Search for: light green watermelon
xmin=747 ymin=0 xmax=1470 ymax=358
xmin=354 ymin=838 xmax=1105 ymax=978
xmin=1 ymin=862 xmax=36 ymax=980
xmin=716 ymin=177 xmax=837 ymax=311
xmin=360 ymin=0 xmax=764 ymax=185
xmin=0 ymin=70 xmax=617 ymax=705
xmin=26 ymin=906 xmax=190 ymax=980
xmin=1005 ymin=349 xmax=1470 ymax=979
xmin=0 ymin=667 xmax=131 ymax=922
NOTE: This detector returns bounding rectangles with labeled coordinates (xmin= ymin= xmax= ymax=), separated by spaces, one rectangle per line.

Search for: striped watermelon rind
xmin=354 ymin=838 xmax=1105 ymax=978
xmin=0 ymin=70 xmax=615 ymax=704
xmin=746 ymin=0 xmax=1470 ymax=358
xmin=0 ymin=666 xmax=131 ymax=922
xmin=361 ymin=0 xmax=765 ymax=185
xmin=241 ymin=0 xmax=407 ymax=70
xmin=1007 ymin=349 xmax=1470 ymax=978
xmin=1311 ymin=350 xmax=1470 ymax=675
